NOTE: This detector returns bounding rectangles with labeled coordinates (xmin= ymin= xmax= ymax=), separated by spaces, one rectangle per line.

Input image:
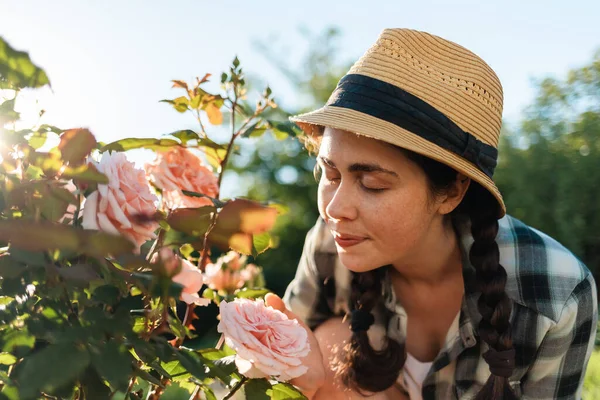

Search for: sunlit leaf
xmin=198 ymin=350 xmax=241 ymax=387
xmin=205 ymin=103 xmax=223 ymax=125
xmin=0 ymin=220 xmax=80 ymax=252
xmin=0 ymin=99 xmax=19 ymax=123
xmin=168 ymin=129 xmax=199 ymax=145
xmin=100 ymin=138 xmax=180 ymax=153
xmin=241 ymin=122 xmax=268 ymax=139
xmin=160 ymin=96 xmax=189 ymax=113
xmin=181 ymin=190 xmax=226 ymax=208
xmin=268 ymin=120 xmax=300 ymax=140
xmin=252 ymin=232 xmax=271 ymax=256
xmin=81 ymin=231 xmax=136 ymax=258
xmin=268 ymin=383 xmax=307 ymax=399
xmin=235 ymin=288 xmax=270 ymax=299
xmin=1 ymin=331 xmax=34 ymax=353
xmin=58 ymin=128 xmax=97 ymax=164
xmin=244 ymin=378 xmax=271 ymax=400
xmin=216 ymin=199 xmax=278 ymax=235
xmin=0 ymin=37 xmax=50 ymax=89
xmin=0 ymin=353 xmax=17 ymax=366
xmin=171 ymin=80 xmax=189 ymax=91
xmin=61 ymin=163 xmax=109 ymax=184
xmin=167 ymin=206 xmax=215 ymax=237
xmin=204 ymin=147 xmax=227 ymax=170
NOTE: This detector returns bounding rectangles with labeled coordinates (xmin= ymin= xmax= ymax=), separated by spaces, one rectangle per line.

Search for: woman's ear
xmin=437 ymin=173 xmax=471 ymax=215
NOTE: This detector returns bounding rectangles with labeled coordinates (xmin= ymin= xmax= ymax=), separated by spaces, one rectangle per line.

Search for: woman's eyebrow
xmin=317 ymin=156 xmax=398 ymax=177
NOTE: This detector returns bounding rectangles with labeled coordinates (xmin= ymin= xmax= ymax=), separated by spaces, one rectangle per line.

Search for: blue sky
xmin=2 ymin=0 xmax=600 ymax=145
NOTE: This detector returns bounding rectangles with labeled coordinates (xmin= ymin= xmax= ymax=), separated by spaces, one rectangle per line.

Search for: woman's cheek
xmin=317 ymin=183 xmax=332 ymax=220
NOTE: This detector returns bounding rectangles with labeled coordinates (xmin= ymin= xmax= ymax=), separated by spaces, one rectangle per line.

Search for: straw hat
xmin=291 ymin=28 xmax=506 ymax=217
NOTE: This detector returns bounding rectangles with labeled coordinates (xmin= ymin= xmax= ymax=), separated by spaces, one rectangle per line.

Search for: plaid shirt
xmin=283 ymin=215 xmax=598 ymax=399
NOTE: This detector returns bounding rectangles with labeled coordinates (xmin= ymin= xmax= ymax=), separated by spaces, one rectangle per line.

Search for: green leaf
xmin=160 ymin=360 xmax=189 ymax=381
xmin=268 ymin=120 xmax=300 ymax=140
xmin=0 ymin=37 xmax=50 ymax=89
xmin=1 ymin=220 xmax=79 ymax=252
xmin=0 ymin=385 xmax=19 ymax=400
xmin=160 ymin=96 xmax=189 ymax=113
xmin=181 ymin=190 xmax=226 ymax=208
xmin=244 ymin=378 xmax=272 ymax=400
xmin=241 ymin=122 xmax=268 ymax=139
xmin=0 ymin=99 xmax=19 ymax=123
xmin=58 ymin=128 xmax=97 ymax=164
xmin=168 ymin=130 xmax=200 ymax=145
xmin=0 ymin=353 xmax=17 ymax=365
xmin=198 ymin=350 xmax=241 ymax=387
xmin=235 ymin=288 xmax=270 ymax=299
xmin=91 ymin=285 xmax=121 ymax=306
xmin=58 ymin=264 xmax=99 ymax=284
xmin=16 ymin=343 xmax=90 ymax=399
xmin=89 ymin=341 xmax=133 ymax=390
xmin=100 ymin=138 xmax=180 ymax=153
xmin=1 ymin=331 xmax=34 ymax=353
xmin=61 ymin=164 xmax=109 ymax=184
xmin=81 ymin=231 xmax=136 ymax=258
xmin=197 ymin=137 xmax=227 ymax=150
xmin=174 ymin=348 xmax=207 ymax=381
xmin=252 ymin=232 xmax=271 ymax=257
xmin=80 ymin=367 xmax=112 ymax=400
xmin=267 ymin=383 xmax=307 ymax=400
xmin=167 ymin=206 xmax=215 ymax=237
xmin=0 ymin=255 xmax=26 ymax=278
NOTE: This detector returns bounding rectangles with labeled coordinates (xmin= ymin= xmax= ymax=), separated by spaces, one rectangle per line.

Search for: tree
xmin=494 ymin=50 xmax=600 ymax=284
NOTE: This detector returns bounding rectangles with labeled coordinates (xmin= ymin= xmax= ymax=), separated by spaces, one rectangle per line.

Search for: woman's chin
xmin=337 ymin=253 xmax=380 ymax=273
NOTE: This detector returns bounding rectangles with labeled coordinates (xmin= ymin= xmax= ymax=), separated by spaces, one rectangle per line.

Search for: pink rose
xmin=59 ymin=180 xmax=79 ymax=224
xmin=222 ymin=251 xmax=246 ymax=271
xmin=217 ymin=299 xmax=310 ymax=380
xmin=204 ymin=262 xmax=245 ymax=293
xmin=240 ymin=263 xmax=261 ymax=285
xmin=150 ymin=248 xmax=210 ymax=306
xmin=146 ymin=147 xmax=218 ymax=209
xmin=82 ymin=152 xmax=158 ymax=251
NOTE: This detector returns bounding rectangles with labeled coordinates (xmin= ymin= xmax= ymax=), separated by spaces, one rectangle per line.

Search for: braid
xmin=466 ymin=186 xmax=518 ymax=400
xmin=338 ymin=268 xmax=405 ymax=394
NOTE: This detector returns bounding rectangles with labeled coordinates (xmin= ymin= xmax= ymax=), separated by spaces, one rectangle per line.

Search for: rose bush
xmin=0 ymin=37 xmax=307 ymax=400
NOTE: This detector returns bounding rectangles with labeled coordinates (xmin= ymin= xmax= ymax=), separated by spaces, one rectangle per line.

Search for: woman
xmin=264 ymin=28 xmax=598 ymax=399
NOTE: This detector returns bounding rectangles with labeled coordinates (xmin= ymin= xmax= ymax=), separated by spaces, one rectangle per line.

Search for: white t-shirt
xmin=402 ymin=353 xmax=433 ymax=400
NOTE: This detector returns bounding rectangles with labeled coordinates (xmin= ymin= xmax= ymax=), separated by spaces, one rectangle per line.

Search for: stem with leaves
xmin=223 ymin=376 xmax=248 ymax=400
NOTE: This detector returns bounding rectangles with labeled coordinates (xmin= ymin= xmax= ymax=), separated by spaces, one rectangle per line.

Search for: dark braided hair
xmin=335 ymin=147 xmax=517 ymax=399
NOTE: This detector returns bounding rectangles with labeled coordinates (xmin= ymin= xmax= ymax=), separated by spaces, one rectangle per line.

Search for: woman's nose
xmin=324 ymin=183 xmax=358 ymax=221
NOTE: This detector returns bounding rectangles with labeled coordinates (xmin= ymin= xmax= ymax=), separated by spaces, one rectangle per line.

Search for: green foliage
xmin=495 ymin=50 xmax=600 ymax=284
xmin=0 ymin=37 xmax=50 ymax=89
xmin=0 ymin=37 xmax=302 ymax=399
xmin=584 ymin=350 xmax=600 ymax=399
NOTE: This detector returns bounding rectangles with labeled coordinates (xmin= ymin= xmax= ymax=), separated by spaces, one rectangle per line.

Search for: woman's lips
xmin=332 ymin=232 xmax=367 ymax=248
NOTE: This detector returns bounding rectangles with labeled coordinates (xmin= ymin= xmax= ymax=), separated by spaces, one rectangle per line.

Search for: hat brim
xmin=291 ymin=105 xmax=506 ymax=218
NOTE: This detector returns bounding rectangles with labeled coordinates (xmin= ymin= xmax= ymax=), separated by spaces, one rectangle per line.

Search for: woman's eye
xmin=360 ymin=183 xmax=385 ymax=193
xmin=323 ymin=173 xmax=340 ymax=183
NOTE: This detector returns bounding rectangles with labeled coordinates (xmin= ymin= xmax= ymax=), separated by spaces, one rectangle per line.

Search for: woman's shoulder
xmin=496 ymin=214 xmax=596 ymax=323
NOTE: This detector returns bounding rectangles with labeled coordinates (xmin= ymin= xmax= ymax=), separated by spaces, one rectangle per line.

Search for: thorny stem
xmin=222 ymin=376 xmax=248 ymax=400
xmin=73 ymin=191 xmax=82 ymax=227
xmin=146 ymin=227 xmax=166 ymax=262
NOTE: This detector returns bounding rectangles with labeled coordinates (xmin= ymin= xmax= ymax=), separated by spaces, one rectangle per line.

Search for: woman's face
xmin=317 ymin=128 xmax=449 ymax=272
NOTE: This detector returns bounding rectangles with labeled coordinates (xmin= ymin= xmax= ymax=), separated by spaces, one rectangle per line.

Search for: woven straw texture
xmin=291 ymin=28 xmax=506 ymax=216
